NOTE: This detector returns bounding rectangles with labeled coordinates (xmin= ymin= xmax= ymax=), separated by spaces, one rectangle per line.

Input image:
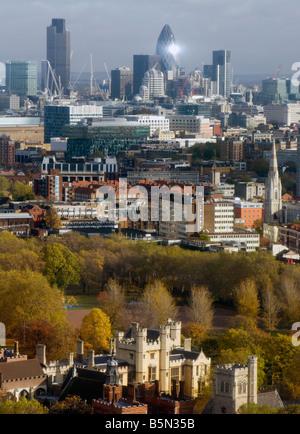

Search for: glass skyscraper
xmin=5 ymin=61 xmax=37 ymax=97
xmin=204 ymin=50 xmax=232 ymax=98
xmin=156 ymin=25 xmax=180 ymax=77
xmin=133 ymin=55 xmax=161 ymax=95
xmin=46 ymin=18 xmax=71 ymax=94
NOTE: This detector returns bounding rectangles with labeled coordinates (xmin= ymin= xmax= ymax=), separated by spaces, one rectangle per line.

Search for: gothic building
xmin=115 ymin=319 xmax=211 ymax=399
xmin=264 ymin=141 xmax=282 ymax=224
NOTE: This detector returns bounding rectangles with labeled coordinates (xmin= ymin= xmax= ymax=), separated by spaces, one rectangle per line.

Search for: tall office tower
xmin=140 ymin=68 xmax=165 ymax=100
xmin=133 ymin=54 xmax=161 ymax=96
xmin=204 ymin=50 xmax=232 ymax=98
xmin=110 ymin=67 xmax=133 ymax=100
xmin=264 ymin=141 xmax=282 ymax=224
xmin=47 ymin=18 xmax=71 ymax=94
xmin=5 ymin=61 xmax=37 ymax=97
xmin=261 ymin=78 xmax=289 ymax=105
xmin=156 ymin=24 xmax=180 ymax=78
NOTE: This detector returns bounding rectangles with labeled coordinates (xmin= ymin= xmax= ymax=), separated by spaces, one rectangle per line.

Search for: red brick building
xmin=234 ymin=201 xmax=263 ymax=229
xmin=0 ymin=136 xmax=16 ymax=167
xmin=92 ymin=384 xmax=148 ymax=414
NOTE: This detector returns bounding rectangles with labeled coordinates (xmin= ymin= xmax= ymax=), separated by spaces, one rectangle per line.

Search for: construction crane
xmin=104 ymin=63 xmax=111 ymax=92
xmin=179 ymin=74 xmax=190 ymax=100
xmin=90 ymin=54 xmax=94 ymax=96
xmin=43 ymin=60 xmax=63 ymax=102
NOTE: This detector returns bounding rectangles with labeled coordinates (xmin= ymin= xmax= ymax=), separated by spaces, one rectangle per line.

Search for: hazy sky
xmin=1 ymin=0 xmax=300 ymax=78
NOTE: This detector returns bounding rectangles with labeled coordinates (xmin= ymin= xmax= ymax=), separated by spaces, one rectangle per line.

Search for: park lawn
xmin=65 ymin=294 xmax=99 ymax=310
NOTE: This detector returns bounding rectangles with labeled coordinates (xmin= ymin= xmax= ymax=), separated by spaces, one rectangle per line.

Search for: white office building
xmin=264 ymin=104 xmax=300 ymax=126
xmin=139 ymin=68 xmax=165 ymax=101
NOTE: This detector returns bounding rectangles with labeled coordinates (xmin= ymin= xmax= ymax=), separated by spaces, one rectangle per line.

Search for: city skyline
xmin=0 ymin=0 xmax=300 ymax=78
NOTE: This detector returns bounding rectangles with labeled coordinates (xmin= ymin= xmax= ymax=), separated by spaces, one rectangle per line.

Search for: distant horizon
xmin=1 ymin=0 xmax=300 ymax=80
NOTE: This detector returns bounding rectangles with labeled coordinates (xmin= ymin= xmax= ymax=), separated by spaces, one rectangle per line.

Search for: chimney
xmin=88 ymin=350 xmax=95 ymax=369
xmin=76 ymin=340 xmax=84 ymax=364
xmin=69 ymin=352 xmax=74 ymax=366
xmin=127 ymin=384 xmax=136 ymax=404
xmin=184 ymin=338 xmax=191 ymax=352
xmin=36 ymin=344 xmax=46 ymax=366
xmin=14 ymin=341 xmax=19 ymax=357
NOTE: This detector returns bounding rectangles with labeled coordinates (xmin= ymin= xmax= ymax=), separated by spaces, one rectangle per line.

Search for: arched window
xmin=19 ymin=390 xmax=29 ymax=400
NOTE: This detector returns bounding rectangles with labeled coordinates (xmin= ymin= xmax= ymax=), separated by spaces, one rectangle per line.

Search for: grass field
xmin=65 ymin=294 xmax=99 ymax=310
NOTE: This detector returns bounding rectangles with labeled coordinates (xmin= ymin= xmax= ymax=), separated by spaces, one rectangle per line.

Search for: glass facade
xmin=47 ymin=19 xmax=71 ymax=93
xmin=6 ymin=61 xmax=37 ymax=96
xmin=63 ymin=123 xmax=150 ymax=159
xmin=156 ymin=25 xmax=180 ymax=76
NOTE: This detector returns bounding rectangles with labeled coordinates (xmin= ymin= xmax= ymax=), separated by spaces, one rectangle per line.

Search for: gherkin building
xmin=156 ymin=24 xmax=180 ymax=76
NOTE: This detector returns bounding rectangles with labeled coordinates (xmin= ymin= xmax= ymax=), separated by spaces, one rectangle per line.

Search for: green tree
xmin=0 ymin=397 xmax=48 ymax=414
xmin=9 ymin=181 xmax=35 ymax=201
xmin=0 ymin=176 xmax=9 ymax=197
xmin=238 ymin=403 xmax=278 ymax=414
xmin=43 ymin=243 xmax=80 ymax=291
xmin=254 ymin=158 xmax=269 ymax=177
xmin=80 ymin=308 xmax=112 ymax=353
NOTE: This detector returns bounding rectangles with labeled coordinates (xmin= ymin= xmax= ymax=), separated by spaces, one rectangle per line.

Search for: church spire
xmin=264 ymin=141 xmax=282 ymax=224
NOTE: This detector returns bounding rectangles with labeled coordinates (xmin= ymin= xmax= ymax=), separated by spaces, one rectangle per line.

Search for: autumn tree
xmin=0 ymin=270 xmax=72 ymax=350
xmin=181 ymin=323 xmax=207 ymax=351
xmin=234 ymin=279 xmax=260 ymax=327
xmin=44 ymin=207 xmax=62 ymax=229
xmin=188 ymin=286 xmax=214 ymax=330
xmin=80 ymin=308 xmax=112 ymax=353
xmin=50 ymin=396 xmax=92 ymax=414
xmin=78 ymin=249 xmax=104 ymax=293
xmin=42 ymin=243 xmax=80 ymax=292
xmin=0 ymin=397 xmax=48 ymax=414
xmin=261 ymin=286 xmax=280 ymax=332
xmin=279 ymin=275 xmax=300 ymax=327
xmin=98 ymin=279 xmax=126 ymax=330
xmin=142 ymin=280 xmax=178 ymax=328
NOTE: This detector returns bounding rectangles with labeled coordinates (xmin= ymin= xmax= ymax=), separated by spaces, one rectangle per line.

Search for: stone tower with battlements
xmin=212 ymin=356 xmax=258 ymax=414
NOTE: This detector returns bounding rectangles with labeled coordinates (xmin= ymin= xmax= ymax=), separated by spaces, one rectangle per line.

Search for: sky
xmin=1 ymin=0 xmax=300 ymax=80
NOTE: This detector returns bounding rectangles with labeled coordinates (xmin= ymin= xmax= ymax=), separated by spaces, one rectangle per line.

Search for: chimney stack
xmin=69 ymin=352 xmax=74 ymax=366
xmin=14 ymin=341 xmax=19 ymax=357
xmin=36 ymin=344 xmax=46 ymax=366
xmin=88 ymin=350 xmax=95 ymax=369
xmin=76 ymin=340 xmax=84 ymax=364
xmin=184 ymin=338 xmax=191 ymax=352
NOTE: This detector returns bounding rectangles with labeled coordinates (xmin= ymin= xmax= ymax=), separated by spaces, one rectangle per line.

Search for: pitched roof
xmin=171 ymin=349 xmax=200 ymax=361
xmin=0 ymin=359 xmax=44 ymax=381
xmin=257 ymin=390 xmax=284 ymax=409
